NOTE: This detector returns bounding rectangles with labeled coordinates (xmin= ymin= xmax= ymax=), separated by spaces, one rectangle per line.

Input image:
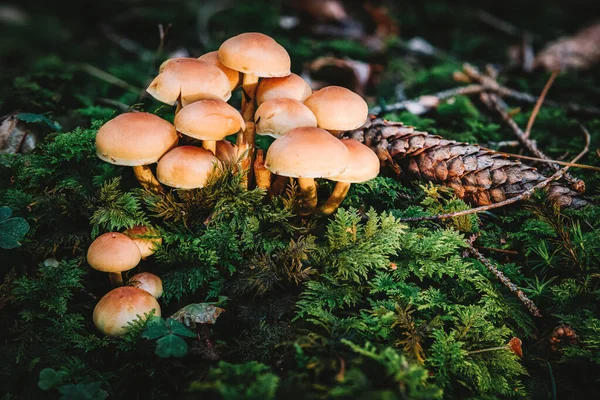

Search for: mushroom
xmin=156 ymin=146 xmax=221 ymax=189
xmin=96 ymin=112 xmax=178 ymax=193
xmin=87 ymin=232 xmax=141 ymax=286
xmin=174 ymin=99 xmax=245 ymax=155
xmin=93 ymin=286 xmax=161 ymax=336
xmin=218 ymin=33 xmax=291 ymax=182
xmin=146 ymin=58 xmax=232 ymax=113
xmin=197 ymin=51 xmax=240 ymax=91
xmin=215 ymin=140 xmax=238 ymax=165
xmin=318 ymin=139 xmax=380 ymax=215
xmin=254 ymin=98 xmax=317 ymax=138
xmin=128 ymin=272 xmax=163 ymax=299
xmin=122 ymin=225 xmax=162 ymax=260
xmin=265 ymin=127 xmax=350 ymax=215
xmin=304 ymin=86 xmax=368 ymax=137
xmin=256 ymin=73 xmax=312 ymax=105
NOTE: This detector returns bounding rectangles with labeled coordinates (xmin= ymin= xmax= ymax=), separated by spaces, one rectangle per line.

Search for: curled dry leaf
xmin=0 ymin=114 xmax=38 ymax=154
xmin=534 ymin=22 xmax=600 ymax=71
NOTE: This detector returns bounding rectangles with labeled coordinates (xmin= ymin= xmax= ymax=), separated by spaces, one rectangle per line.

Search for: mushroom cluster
xmin=94 ymin=32 xmax=380 ymax=215
xmin=87 ymin=228 xmax=163 ymax=336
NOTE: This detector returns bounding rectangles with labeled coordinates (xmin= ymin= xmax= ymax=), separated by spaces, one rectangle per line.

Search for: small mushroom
xmin=87 ymin=232 xmax=141 ymax=286
xmin=128 ymin=272 xmax=163 ymax=299
xmin=122 ymin=225 xmax=162 ymax=260
xmin=147 ymin=58 xmax=232 ymax=113
xmin=198 ymin=51 xmax=240 ymax=91
xmin=256 ymin=73 xmax=312 ymax=105
xmin=215 ymin=140 xmax=238 ymax=165
xmin=218 ymin=33 xmax=291 ymax=183
xmin=157 ymin=146 xmax=221 ymax=189
xmin=265 ymin=127 xmax=349 ymax=215
xmin=304 ymin=86 xmax=368 ymax=137
xmin=93 ymin=286 xmax=161 ymax=336
xmin=174 ymin=99 xmax=245 ymax=155
xmin=96 ymin=112 xmax=178 ymax=193
xmin=318 ymin=139 xmax=380 ymax=215
xmin=255 ymin=98 xmax=317 ymax=138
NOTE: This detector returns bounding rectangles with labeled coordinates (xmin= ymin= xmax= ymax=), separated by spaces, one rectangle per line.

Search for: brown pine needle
xmin=524 ymin=71 xmax=559 ymax=138
xmin=484 ymin=151 xmax=600 ymax=171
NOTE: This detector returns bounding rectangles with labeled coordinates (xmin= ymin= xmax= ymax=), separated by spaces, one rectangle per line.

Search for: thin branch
xmin=78 ymin=63 xmax=142 ymax=94
xmin=480 ymin=90 xmax=585 ymax=192
xmin=399 ymin=127 xmax=589 ymax=223
xmin=468 ymin=245 xmax=542 ymax=317
xmin=524 ymin=71 xmax=558 ymax=138
xmin=370 ymin=85 xmax=484 ymax=114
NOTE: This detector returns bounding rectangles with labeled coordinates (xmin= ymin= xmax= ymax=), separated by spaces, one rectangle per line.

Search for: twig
xmin=487 ymin=151 xmax=600 ymax=171
xmin=480 ymin=90 xmax=585 ymax=192
xmin=370 ymin=85 xmax=484 ymax=114
xmin=399 ymin=126 xmax=589 ymax=223
xmin=468 ymin=245 xmax=542 ymax=317
xmin=78 ymin=63 xmax=142 ymax=94
xmin=524 ymin=71 xmax=558 ymax=138
xmin=476 ymin=247 xmax=519 ymax=255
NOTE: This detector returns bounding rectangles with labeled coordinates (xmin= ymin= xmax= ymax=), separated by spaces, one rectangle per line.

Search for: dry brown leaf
xmin=307 ymin=56 xmax=382 ymax=95
xmin=534 ymin=22 xmax=600 ymax=71
xmin=0 ymin=114 xmax=37 ymax=154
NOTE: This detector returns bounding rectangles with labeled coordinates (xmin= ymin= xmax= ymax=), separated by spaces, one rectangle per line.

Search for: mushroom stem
xmin=239 ymin=73 xmax=260 ymax=187
xmin=319 ymin=182 xmax=351 ymax=215
xmin=297 ymin=177 xmax=318 ymax=215
xmin=254 ymin=149 xmax=271 ymax=191
xmin=109 ymin=272 xmax=123 ymax=287
xmin=133 ymin=165 xmax=164 ymax=194
xmin=202 ymin=140 xmax=217 ymax=155
xmin=329 ymin=129 xmax=344 ymax=138
xmin=175 ymin=95 xmax=183 ymax=115
xmin=269 ymin=175 xmax=289 ymax=197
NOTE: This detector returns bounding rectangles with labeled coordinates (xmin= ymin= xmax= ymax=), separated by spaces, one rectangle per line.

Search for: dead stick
xmin=400 ymin=126 xmax=589 ymax=223
xmin=524 ymin=71 xmax=558 ymax=138
xmin=370 ymin=85 xmax=484 ymax=114
xmin=468 ymin=244 xmax=542 ymax=317
xmin=481 ymin=91 xmax=585 ymax=192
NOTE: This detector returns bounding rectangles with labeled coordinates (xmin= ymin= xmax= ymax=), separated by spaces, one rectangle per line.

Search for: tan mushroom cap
xmin=265 ymin=127 xmax=350 ymax=178
xmin=129 ymin=272 xmax=163 ymax=299
xmin=255 ymin=98 xmax=317 ymax=138
xmin=87 ymin=232 xmax=141 ymax=273
xmin=256 ymin=73 xmax=312 ymax=105
xmin=157 ymin=146 xmax=220 ymax=189
xmin=198 ymin=51 xmax=240 ymax=91
xmin=93 ymin=286 xmax=161 ymax=336
xmin=147 ymin=58 xmax=232 ymax=106
xmin=218 ymin=32 xmax=291 ymax=77
xmin=328 ymin=139 xmax=380 ymax=183
xmin=123 ymin=225 xmax=162 ymax=259
xmin=96 ymin=112 xmax=178 ymax=166
xmin=174 ymin=99 xmax=245 ymax=141
xmin=304 ymin=86 xmax=368 ymax=131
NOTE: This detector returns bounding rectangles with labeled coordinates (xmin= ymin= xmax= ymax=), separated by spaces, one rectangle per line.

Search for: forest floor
xmin=1 ymin=0 xmax=600 ymax=399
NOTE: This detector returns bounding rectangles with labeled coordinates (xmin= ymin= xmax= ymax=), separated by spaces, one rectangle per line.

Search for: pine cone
xmin=345 ymin=117 xmax=586 ymax=207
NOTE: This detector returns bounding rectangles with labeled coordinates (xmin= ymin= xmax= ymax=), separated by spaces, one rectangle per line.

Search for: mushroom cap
xmin=198 ymin=51 xmax=240 ymax=91
xmin=122 ymin=225 xmax=162 ymax=259
xmin=215 ymin=140 xmax=238 ymax=165
xmin=157 ymin=146 xmax=220 ymax=189
xmin=96 ymin=112 xmax=178 ymax=166
xmin=328 ymin=139 xmax=380 ymax=183
xmin=93 ymin=286 xmax=161 ymax=336
xmin=256 ymin=73 xmax=312 ymax=105
xmin=174 ymin=99 xmax=245 ymax=141
xmin=218 ymin=32 xmax=291 ymax=77
xmin=255 ymin=98 xmax=317 ymax=138
xmin=304 ymin=86 xmax=368 ymax=131
xmin=129 ymin=272 xmax=163 ymax=299
xmin=87 ymin=232 xmax=141 ymax=273
xmin=147 ymin=58 xmax=232 ymax=106
xmin=265 ymin=127 xmax=350 ymax=178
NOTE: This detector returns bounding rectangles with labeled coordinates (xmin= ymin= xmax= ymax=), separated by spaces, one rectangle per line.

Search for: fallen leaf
xmin=534 ymin=22 xmax=600 ymax=71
